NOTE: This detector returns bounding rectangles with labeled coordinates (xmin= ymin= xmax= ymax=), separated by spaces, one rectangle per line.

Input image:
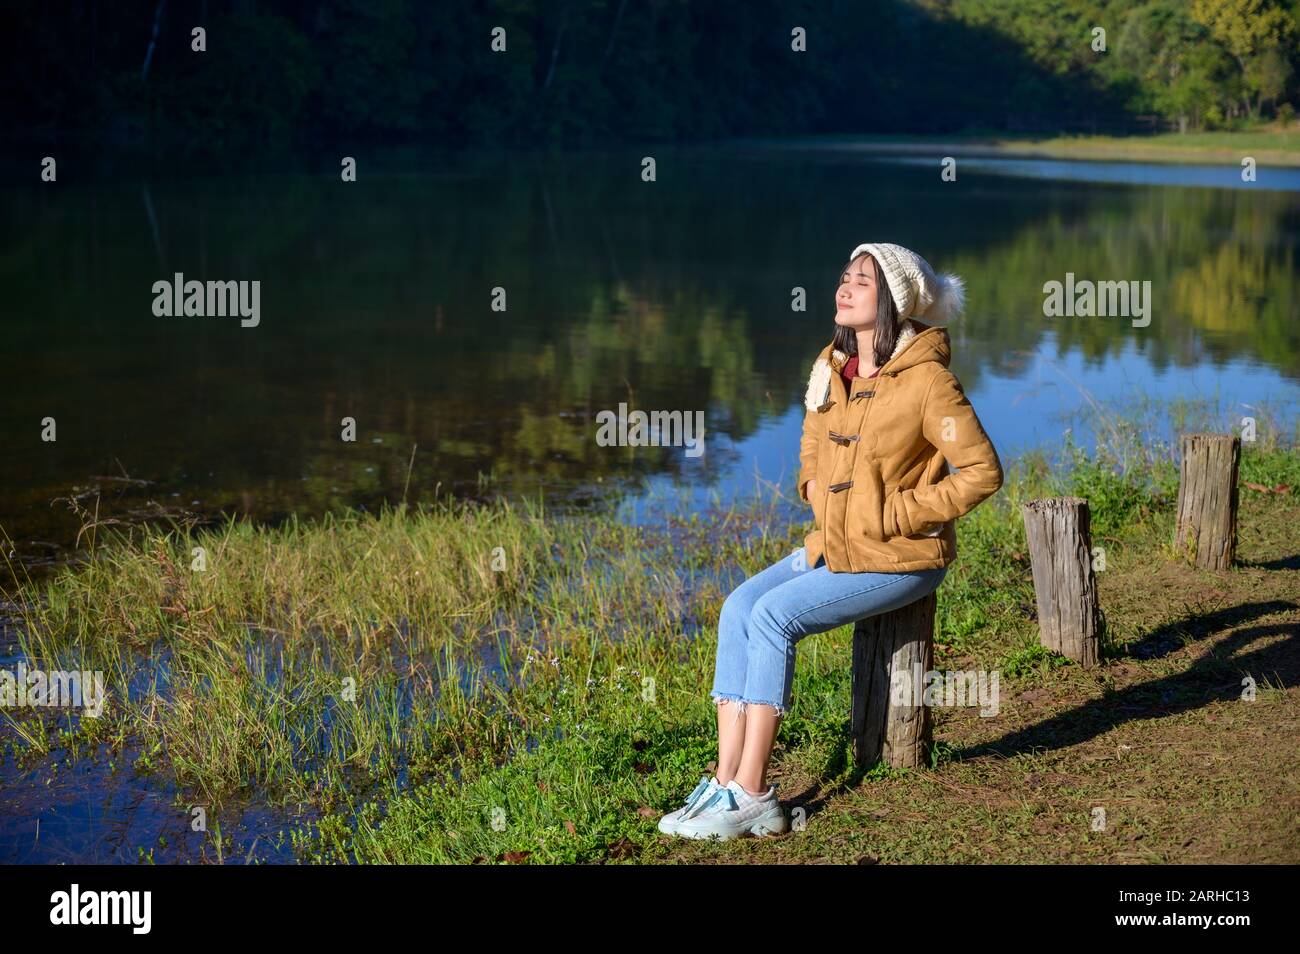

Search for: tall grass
xmin=3 ymin=403 xmax=1296 ymax=860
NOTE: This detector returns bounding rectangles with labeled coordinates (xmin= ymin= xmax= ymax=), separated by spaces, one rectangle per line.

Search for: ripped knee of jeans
xmin=712 ymin=692 xmax=740 ymax=722
xmin=745 ymin=697 xmax=787 ymax=718
xmin=713 ymin=693 xmax=786 ymax=721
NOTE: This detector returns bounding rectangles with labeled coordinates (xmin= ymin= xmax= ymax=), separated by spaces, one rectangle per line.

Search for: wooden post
xmin=1175 ymin=434 xmax=1240 ymax=571
xmin=1020 ymin=496 xmax=1102 ymax=668
xmin=851 ymin=593 xmax=936 ymax=770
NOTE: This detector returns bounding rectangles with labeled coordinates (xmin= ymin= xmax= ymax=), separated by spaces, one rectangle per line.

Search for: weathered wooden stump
xmin=1175 ymin=433 xmax=1240 ymax=571
xmin=851 ymin=592 xmax=936 ymax=770
xmin=1020 ymin=496 xmax=1102 ymax=668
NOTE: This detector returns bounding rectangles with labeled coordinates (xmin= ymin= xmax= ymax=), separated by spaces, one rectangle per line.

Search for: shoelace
xmin=679 ymin=786 xmax=717 ymax=821
xmin=678 ymin=777 xmax=711 ymax=812
xmin=681 ymin=787 xmax=736 ymax=821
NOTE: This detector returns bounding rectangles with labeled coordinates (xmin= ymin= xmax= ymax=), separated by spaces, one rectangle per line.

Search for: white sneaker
xmin=673 ymin=779 xmax=788 ymax=841
xmin=657 ymin=775 xmax=722 ymax=835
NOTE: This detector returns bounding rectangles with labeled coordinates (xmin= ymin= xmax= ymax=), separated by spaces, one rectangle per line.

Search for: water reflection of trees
xmin=942 ymin=184 xmax=1299 ymax=382
xmin=2 ymin=159 xmax=1296 ymax=551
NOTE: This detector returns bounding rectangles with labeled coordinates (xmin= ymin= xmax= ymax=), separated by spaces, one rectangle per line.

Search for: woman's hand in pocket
xmin=884 ymin=488 xmax=909 ymax=537
xmin=805 ymin=479 xmax=818 ymax=502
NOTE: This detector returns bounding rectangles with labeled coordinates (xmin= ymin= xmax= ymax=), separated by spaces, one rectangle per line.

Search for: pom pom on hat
xmin=927 ymin=272 xmax=965 ymax=324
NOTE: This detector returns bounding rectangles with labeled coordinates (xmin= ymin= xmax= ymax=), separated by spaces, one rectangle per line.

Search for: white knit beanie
xmin=848 ymin=242 xmax=965 ymax=323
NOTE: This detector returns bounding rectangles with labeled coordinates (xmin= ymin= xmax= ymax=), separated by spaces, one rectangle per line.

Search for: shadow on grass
xmin=1241 ymin=554 xmax=1300 ymax=571
xmin=952 ymin=599 xmax=1299 ymax=762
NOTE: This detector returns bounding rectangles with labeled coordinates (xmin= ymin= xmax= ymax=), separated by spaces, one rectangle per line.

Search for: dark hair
xmin=831 ymin=252 xmax=900 ymax=370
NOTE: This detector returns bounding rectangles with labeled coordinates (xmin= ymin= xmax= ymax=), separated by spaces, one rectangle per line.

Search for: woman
xmin=659 ymin=242 xmax=1004 ymax=840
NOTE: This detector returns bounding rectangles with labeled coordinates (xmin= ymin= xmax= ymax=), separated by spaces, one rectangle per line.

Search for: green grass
xmin=3 ymin=414 xmax=1298 ymax=864
xmin=1045 ymin=127 xmax=1300 ymax=149
xmin=785 ymin=126 xmax=1300 ymax=165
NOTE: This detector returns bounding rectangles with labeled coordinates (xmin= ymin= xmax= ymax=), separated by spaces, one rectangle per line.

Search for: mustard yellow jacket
xmin=797 ymin=318 xmax=1003 ymax=573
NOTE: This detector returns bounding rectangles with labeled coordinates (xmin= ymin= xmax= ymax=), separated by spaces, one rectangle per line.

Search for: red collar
xmin=841 ymin=355 xmax=880 ymax=382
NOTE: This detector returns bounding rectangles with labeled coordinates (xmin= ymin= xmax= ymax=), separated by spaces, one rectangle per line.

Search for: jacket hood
xmin=804 ymin=319 xmax=951 ymax=411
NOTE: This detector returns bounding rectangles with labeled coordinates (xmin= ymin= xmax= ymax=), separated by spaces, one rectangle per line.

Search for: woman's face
xmin=834 ymin=254 xmax=880 ymax=331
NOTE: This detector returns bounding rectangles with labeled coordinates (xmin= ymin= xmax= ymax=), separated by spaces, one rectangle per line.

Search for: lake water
xmin=3 ymin=144 xmax=1298 ymax=564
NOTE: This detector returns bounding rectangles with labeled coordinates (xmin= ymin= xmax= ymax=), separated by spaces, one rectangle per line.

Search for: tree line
xmin=4 ymin=0 xmax=1297 ymax=148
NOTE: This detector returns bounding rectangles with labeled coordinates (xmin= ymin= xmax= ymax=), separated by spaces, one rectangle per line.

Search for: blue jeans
xmin=711 ymin=547 xmax=947 ymax=720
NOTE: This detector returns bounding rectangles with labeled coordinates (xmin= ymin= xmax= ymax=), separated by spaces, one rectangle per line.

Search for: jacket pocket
xmin=886 ymin=483 xmax=945 ymax=538
xmin=883 ymin=487 xmax=908 ymax=537
xmin=811 ymin=479 xmax=826 ymax=531
xmin=810 ymin=455 xmax=832 ymax=530
xmin=847 ymin=458 xmax=888 ymax=542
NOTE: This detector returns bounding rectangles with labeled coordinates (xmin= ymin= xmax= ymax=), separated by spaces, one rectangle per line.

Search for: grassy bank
xmin=765 ymin=127 xmax=1300 ymax=167
xmin=3 ymin=418 xmax=1298 ymax=863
